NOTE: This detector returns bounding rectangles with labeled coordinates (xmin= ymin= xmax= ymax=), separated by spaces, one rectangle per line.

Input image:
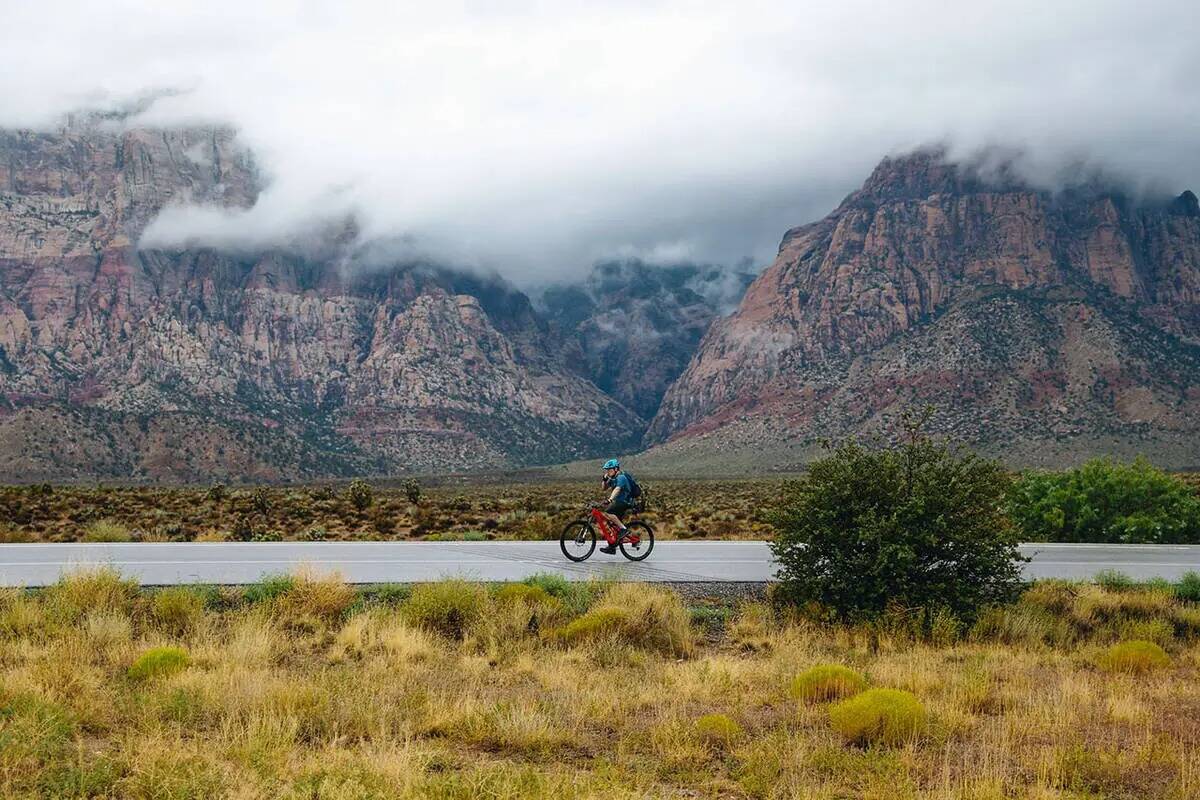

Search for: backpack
xmin=625 ymin=472 xmax=644 ymax=506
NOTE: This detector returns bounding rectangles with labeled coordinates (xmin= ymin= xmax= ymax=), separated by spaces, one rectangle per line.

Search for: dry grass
xmin=0 ymin=571 xmax=1198 ymax=798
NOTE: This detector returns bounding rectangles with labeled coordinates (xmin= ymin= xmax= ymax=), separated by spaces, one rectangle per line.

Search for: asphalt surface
xmin=1 ymin=541 xmax=1199 ymax=587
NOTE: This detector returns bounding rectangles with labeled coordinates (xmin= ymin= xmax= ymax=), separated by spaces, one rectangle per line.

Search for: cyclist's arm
xmin=608 ymin=485 xmax=620 ymax=502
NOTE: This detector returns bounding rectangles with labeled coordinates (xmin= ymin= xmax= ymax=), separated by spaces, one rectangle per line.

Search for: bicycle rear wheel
xmin=619 ymin=520 xmax=655 ymax=561
xmin=560 ymin=520 xmax=597 ymax=562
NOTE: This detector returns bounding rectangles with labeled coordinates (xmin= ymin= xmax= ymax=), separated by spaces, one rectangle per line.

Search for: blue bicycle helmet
xmin=602 ymin=458 xmax=620 ymax=470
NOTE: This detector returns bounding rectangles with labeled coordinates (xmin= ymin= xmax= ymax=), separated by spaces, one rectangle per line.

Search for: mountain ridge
xmin=645 ymin=148 xmax=1200 ymax=468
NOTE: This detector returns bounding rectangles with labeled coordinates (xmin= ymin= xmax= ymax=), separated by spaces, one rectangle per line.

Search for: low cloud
xmin=2 ymin=1 xmax=1197 ymax=284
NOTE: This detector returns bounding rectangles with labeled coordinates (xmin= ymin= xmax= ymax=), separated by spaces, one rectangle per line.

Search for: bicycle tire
xmin=560 ymin=519 xmax=597 ymax=562
xmin=619 ymin=520 xmax=655 ymax=561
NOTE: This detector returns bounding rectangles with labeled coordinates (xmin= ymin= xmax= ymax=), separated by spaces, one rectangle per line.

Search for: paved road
xmin=0 ymin=541 xmax=1198 ymax=587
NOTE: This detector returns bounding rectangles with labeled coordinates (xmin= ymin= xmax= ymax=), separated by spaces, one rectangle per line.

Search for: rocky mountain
xmin=647 ymin=149 xmax=1200 ymax=469
xmin=0 ymin=121 xmax=641 ymax=481
xmin=539 ymin=260 xmax=754 ymax=419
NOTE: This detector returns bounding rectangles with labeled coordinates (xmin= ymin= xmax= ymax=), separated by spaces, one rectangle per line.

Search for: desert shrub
xmin=689 ymin=604 xmax=733 ymax=636
xmin=523 ymin=572 xmax=594 ymax=615
xmin=970 ymin=604 xmax=1075 ymax=648
xmin=250 ymin=486 xmax=272 ymax=514
xmin=403 ymin=580 xmax=486 ymax=639
xmin=790 ymin=664 xmax=867 ymax=703
xmin=243 ymin=574 xmax=296 ymax=605
xmin=559 ymin=584 xmax=693 ymax=657
xmin=461 ymin=530 xmax=487 ymax=541
xmin=1008 ymin=458 xmax=1200 ymax=543
xmin=150 ymin=587 xmax=206 ymax=635
xmin=403 ymin=478 xmax=422 ymax=504
xmin=0 ymin=590 xmax=44 ymax=638
xmin=0 ymin=523 xmax=33 ymax=543
xmin=299 ymin=526 xmax=329 ymax=542
xmin=695 ymin=713 xmax=742 ymax=748
xmin=1176 ymin=571 xmax=1200 ymax=603
xmin=128 ymin=646 xmax=190 ymax=681
xmin=310 ymin=485 xmax=337 ymax=502
xmin=1094 ymin=569 xmax=1135 ymax=591
xmin=277 ymin=574 xmax=357 ymax=623
xmin=230 ymin=515 xmax=255 ymax=542
xmin=770 ymin=417 xmax=1022 ymax=622
xmin=251 ymin=528 xmax=283 ymax=542
xmin=1097 ymin=640 xmax=1171 ymax=673
xmin=205 ymin=482 xmax=227 ymax=502
xmin=43 ymin=568 xmax=138 ymax=622
xmin=728 ymin=602 xmax=775 ymax=653
xmin=495 ymin=583 xmax=554 ymax=606
xmin=82 ymin=519 xmax=131 ymax=542
xmin=828 ymin=688 xmax=927 ymax=746
xmin=347 ymin=479 xmax=374 ymax=511
xmin=520 ymin=513 xmax=556 ymax=540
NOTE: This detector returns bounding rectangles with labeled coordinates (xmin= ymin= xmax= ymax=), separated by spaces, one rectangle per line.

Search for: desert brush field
xmin=1 ymin=569 xmax=1199 ymax=799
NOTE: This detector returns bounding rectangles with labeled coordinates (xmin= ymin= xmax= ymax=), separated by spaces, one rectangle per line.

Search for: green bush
xmin=403 ymin=479 xmax=422 ymax=504
xmin=769 ymin=417 xmax=1023 ymax=622
xmin=347 ymin=479 xmax=374 ymax=511
xmin=1097 ymin=640 xmax=1171 ymax=673
xmin=403 ymin=580 xmax=486 ymax=639
xmin=243 ymin=574 xmax=296 ymax=605
xmin=1095 ymin=570 xmax=1135 ymax=591
xmin=523 ymin=572 xmax=594 ymax=615
xmin=828 ymin=688 xmax=926 ymax=746
xmin=1008 ymin=458 xmax=1200 ymax=544
xmin=790 ymin=664 xmax=867 ymax=703
xmin=695 ymin=713 xmax=742 ymax=748
xmin=1176 ymin=572 xmax=1200 ymax=603
xmin=128 ymin=646 xmax=190 ymax=681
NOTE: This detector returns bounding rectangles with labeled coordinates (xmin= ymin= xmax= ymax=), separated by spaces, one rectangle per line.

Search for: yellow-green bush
xmin=277 ymin=573 xmax=357 ymax=623
xmin=495 ymin=583 xmax=554 ymax=606
xmin=829 ymin=688 xmax=926 ymax=746
xmin=790 ymin=664 xmax=867 ymax=703
xmin=151 ymin=587 xmax=206 ymax=635
xmin=128 ymin=646 xmax=190 ymax=681
xmin=558 ymin=584 xmax=693 ymax=657
xmin=43 ymin=568 xmax=138 ymax=623
xmin=82 ymin=519 xmax=131 ymax=542
xmin=1097 ymin=640 xmax=1171 ymax=673
xmin=403 ymin=580 xmax=486 ymax=639
xmin=695 ymin=713 xmax=742 ymax=749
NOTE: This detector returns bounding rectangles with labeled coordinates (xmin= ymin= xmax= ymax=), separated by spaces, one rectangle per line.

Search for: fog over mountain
xmin=2 ymin=0 xmax=1197 ymax=284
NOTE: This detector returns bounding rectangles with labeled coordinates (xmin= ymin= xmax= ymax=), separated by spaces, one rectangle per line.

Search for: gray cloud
xmin=2 ymin=1 xmax=1197 ymax=285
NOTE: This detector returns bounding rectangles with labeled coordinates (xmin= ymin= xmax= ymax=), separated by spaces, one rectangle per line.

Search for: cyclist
xmin=598 ymin=458 xmax=633 ymax=554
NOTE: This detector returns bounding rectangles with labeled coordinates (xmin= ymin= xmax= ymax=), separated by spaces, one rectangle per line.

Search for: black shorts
xmin=605 ymin=499 xmax=632 ymax=520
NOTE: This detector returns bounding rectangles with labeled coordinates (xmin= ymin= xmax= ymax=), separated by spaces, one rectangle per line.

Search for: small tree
xmin=347 ymin=479 xmax=374 ymax=511
xmin=403 ymin=478 xmax=422 ymax=505
xmin=769 ymin=413 xmax=1023 ymax=622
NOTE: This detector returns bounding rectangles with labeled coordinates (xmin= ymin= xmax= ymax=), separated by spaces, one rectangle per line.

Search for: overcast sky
xmin=1 ymin=0 xmax=1197 ymax=284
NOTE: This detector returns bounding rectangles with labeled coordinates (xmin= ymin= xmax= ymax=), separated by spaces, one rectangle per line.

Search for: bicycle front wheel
xmin=560 ymin=520 xmax=597 ymax=562
xmin=619 ymin=520 xmax=655 ymax=561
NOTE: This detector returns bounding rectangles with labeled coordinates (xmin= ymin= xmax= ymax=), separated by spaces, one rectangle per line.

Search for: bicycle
xmin=559 ymin=503 xmax=655 ymax=562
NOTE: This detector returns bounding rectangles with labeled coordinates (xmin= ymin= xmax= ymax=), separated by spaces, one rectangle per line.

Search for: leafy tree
xmin=769 ymin=413 xmax=1023 ymax=622
xmin=1007 ymin=458 xmax=1200 ymax=544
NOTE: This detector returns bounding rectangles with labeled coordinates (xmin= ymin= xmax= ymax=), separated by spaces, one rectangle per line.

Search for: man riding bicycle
xmin=599 ymin=458 xmax=633 ymax=554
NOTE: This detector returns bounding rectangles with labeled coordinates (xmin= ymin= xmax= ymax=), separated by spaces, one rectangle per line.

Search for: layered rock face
xmin=648 ymin=150 xmax=1200 ymax=468
xmin=0 ymin=122 xmax=639 ymax=481
xmin=540 ymin=260 xmax=754 ymax=419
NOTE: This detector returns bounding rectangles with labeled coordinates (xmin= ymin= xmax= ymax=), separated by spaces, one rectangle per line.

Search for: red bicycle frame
xmin=588 ymin=507 xmax=640 ymax=546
